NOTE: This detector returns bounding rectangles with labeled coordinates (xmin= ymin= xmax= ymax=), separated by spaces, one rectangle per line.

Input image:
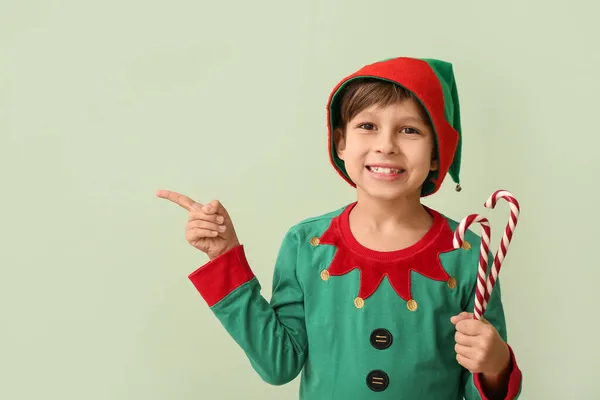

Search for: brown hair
xmin=335 ymin=78 xmax=432 ymax=131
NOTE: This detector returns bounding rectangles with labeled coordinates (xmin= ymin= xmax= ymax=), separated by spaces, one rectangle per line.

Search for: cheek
xmin=343 ymin=138 xmax=368 ymax=160
xmin=341 ymin=149 xmax=368 ymax=178
xmin=408 ymin=142 xmax=434 ymax=163
xmin=344 ymin=151 xmax=365 ymax=170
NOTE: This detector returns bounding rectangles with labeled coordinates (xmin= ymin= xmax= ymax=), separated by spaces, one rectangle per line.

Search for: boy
xmin=157 ymin=57 xmax=523 ymax=399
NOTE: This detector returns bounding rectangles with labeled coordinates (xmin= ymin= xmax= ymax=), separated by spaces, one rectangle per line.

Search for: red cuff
xmin=188 ymin=245 xmax=255 ymax=307
xmin=474 ymin=344 xmax=522 ymax=399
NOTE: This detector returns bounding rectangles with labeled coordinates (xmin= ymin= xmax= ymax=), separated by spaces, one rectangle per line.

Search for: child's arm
xmin=187 ymin=228 xmax=307 ymax=385
xmin=459 ymin=277 xmax=523 ymax=399
xmin=156 ymin=191 xmax=307 ymax=384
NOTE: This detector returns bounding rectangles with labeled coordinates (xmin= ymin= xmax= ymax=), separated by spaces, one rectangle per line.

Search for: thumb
xmin=203 ymin=199 xmax=227 ymax=217
xmin=450 ymin=312 xmax=473 ymax=325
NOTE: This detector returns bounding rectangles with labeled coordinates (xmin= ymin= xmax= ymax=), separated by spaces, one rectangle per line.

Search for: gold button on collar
xmin=461 ymin=241 xmax=471 ymax=250
xmin=320 ymin=270 xmax=330 ymax=281
xmin=407 ymin=299 xmax=418 ymax=311
xmin=354 ymin=297 xmax=364 ymax=309
xmin=310 ymin=237 xmax=320 ymax=246
xmin=447 ymin=277 xmax=457 ymax=289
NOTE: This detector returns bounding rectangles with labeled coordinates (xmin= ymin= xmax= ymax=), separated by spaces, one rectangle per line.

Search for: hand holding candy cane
xmin=453 ymin=190 xmax=521 ymax=320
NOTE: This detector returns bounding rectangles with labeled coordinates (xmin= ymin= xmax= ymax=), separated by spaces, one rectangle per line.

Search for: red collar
xmin=319 ymin=202 xmax=455 ymax=301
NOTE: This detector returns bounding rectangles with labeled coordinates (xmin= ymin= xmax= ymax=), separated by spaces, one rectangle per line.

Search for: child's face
xmin=335 ymin=99 xmax=438 ymax=202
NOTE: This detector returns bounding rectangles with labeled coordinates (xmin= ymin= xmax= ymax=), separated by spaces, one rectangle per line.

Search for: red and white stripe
xmin=481 ymin=190 xmax=520 ymax=314
xmin=453 ymin=214 xmax=491 ymax=320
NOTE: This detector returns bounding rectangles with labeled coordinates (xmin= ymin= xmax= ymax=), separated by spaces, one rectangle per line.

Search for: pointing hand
xmin=156 ymin=190 xmax=240 ymax=260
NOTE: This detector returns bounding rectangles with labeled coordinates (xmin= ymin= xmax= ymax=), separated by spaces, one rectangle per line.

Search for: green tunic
xmin=188 ymin=203 xmax=523 ymax=399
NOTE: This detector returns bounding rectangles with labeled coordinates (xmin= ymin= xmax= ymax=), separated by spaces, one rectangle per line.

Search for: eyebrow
xmin=355 ymin=112 xmax=426 ymax=124
xmin=398 ymin=116 xmax=426 ymax=123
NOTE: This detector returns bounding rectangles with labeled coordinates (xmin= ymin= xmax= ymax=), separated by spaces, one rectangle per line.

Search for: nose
xmin=374 ymin=129 xmax=398 ymax=154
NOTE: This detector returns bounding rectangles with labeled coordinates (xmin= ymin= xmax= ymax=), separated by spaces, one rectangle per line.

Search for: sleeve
xmin=187 ymin=229 xmax=308 ymax=386
xmin=461 ymin=275 xmax=523 ymax=399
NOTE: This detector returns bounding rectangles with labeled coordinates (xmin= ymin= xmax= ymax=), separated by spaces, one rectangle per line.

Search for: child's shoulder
xmin=284 ymin=204 xmax=348 ymax=240
xmin=295 ymin=205 xmax=347 ymax=226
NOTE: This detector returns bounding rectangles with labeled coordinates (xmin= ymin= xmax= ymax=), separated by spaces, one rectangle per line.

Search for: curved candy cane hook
xmin=453 ymin=190 xmax=521 ymax=320
xmin=481 ymin=190 xmax=520 ymax=314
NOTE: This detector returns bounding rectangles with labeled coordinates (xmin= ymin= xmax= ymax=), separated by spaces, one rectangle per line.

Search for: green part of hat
xmin=420 ymin=58 xmax=462 ymax=188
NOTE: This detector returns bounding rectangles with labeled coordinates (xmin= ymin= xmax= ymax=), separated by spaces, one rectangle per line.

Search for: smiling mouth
xmin=366 ymin=165 xmax=406 ymax=175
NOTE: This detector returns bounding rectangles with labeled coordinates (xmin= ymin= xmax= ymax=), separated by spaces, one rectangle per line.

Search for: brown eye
xmin=402 ymin=127 xmax=419 ymax=134
xmin=359 ymin=123 xmax=375 ymax=130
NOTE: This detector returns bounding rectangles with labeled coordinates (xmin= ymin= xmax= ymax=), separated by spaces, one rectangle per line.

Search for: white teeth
xmin=370 ymin=166 xmax=401 ymax=174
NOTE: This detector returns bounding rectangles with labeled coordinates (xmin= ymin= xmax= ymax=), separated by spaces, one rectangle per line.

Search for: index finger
xmin=451 ymin=312 xmax=472 ymax=324
xmin=156 ymin=189 xmax=202 ymax=211
xmin=455 ymin=319 xmax=485 ymax=336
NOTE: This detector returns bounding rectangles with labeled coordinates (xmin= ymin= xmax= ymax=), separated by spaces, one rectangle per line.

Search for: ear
xmin=334 ymin=127 xmax=346 ymax=160
xmin=430 ymin=157 xmax=439 ymax=171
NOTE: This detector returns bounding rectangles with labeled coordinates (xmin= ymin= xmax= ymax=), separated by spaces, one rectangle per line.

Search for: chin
xmin=356 ymin=183 xmax=420 ymax=202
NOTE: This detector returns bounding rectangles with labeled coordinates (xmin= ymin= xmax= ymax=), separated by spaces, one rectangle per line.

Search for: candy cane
xmin=481 ymin=190 xmax=520 ymax=314
xmin=453 ymin=214 xmax=491 ymax=320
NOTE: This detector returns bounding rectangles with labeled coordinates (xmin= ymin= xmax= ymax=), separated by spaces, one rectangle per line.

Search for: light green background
xmin=1 ymin=0 xmax=597 ymax=399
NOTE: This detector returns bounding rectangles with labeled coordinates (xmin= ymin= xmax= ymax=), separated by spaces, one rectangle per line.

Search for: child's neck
xmin=348 ymin=192 xmax=433 ymax=252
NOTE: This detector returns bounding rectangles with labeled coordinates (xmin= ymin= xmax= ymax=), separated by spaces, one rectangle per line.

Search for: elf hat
xmin=326 ymin=57 xmax=462 ymax=197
